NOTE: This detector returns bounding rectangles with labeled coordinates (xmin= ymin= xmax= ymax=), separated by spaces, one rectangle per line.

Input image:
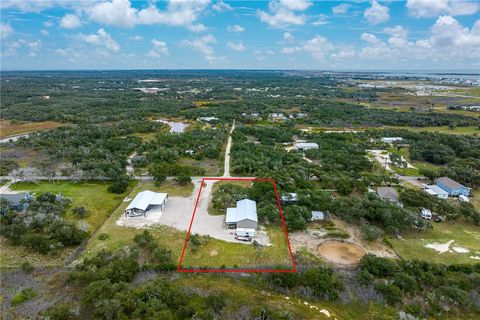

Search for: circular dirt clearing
xmin=317 ymin=241 xmax=365 ymax=265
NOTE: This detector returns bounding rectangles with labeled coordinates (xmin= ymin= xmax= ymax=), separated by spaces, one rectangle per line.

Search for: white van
xmin=459 ymin=195 xmax=469 ymax=202
xmin=421 ymin=208 xmax=432 ymax=220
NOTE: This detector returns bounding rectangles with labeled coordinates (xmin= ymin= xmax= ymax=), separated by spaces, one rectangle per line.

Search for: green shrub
xmin=11 ymin=288 xmax=37 ymax=307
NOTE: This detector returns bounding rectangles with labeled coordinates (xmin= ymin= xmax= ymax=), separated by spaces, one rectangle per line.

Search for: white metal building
xmin=424 ymin=185 xmax=449 ymax=199
xmin=124 ymin=190 xmax=168 ymax=217
xmin=226 ymin=199 xmax=258 ymax=230
xmin=294 ymin=142 xmax=319 ymax=150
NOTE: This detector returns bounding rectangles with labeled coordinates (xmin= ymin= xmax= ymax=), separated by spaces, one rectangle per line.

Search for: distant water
xmin=155 ymin=119 xmax=189 ymax=133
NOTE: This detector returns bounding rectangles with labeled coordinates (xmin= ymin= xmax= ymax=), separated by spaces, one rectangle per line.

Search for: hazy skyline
xmin=1 ymin=0 xmax=479 ymax=70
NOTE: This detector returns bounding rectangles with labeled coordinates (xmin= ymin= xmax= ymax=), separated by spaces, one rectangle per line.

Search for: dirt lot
xmin=289 ymin=218 xmax=396 ymax=266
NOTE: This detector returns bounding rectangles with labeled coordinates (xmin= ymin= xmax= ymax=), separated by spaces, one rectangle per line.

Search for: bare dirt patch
xmin=317 ymin=241 xmax=365 ymax=266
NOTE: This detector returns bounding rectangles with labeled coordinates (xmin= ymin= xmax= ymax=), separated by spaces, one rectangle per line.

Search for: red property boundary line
xmin=177 ymin=177 xmax=297 ymax=273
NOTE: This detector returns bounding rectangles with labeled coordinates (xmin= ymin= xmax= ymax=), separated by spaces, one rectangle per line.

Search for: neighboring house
xmin=381 ymin=137 xmax=403 ymax=143
xmin=435 ymin=177 xmax=471 ymax=197
xmin=424 ymin=185 xmax=449 ymax=199
xmin=311 ymin=211 xmax=325 ymax=221
xmin=376 ymin=187 xmax=403 ymax=207
xmin=281 ymin=192 xmax=298 ymax=203
xmin=0 ymin=192 xmax=33 ymax=211
xmin=269 ymin=113 xmax=287 ymax=121
xmin=124 ymin=190 xmax=168 ymax=217
xmin=294 ymin=142 xmax=319 ymax=150
xmin=226 ymin=199 xmax=258 ymax=230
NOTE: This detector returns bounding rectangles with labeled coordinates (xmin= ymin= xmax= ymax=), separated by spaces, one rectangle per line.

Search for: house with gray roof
xmin=376 ymin=187 xmax=403 ymax=207
xmin=0 ymin=192 xmax=33 ymax=211
xmin=225 ymin=199 xmax=258 ymax=230
xmin=124 ymin=190 xmax=168 ymax=217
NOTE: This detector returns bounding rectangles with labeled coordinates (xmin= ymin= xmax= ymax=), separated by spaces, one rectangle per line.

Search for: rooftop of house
xmin=377 ymin=187 xmax=400 ymax=202
xmin=226 ymin=199 xmax=258 ymax=223
xmin=436 ymin=177 xmax=467 ymax=190
xmin=126 ymin=190 xmax=167 ymax=212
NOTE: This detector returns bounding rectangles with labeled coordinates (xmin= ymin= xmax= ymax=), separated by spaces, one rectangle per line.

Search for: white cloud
xmin=181 ymin=34 xmax=226 ymax=64
xmin=40 ymin=29 xmax=49 ymax=36
xmin=252 ymin=49 xmax=274 ymax=61
xmin=43 ymin=21 xmax=54 ymax=28
xmin=227 ymin=25 xmax=245 ymax=33
xmin=383 ymin=25 xmax=408 ymax=38
xmin=332 ymin=3 xmax=351 ymax=15
xmin=364 ymin=0 xmax=390 ymax=25
xmin=0 ymin=0 xmax=59 ymax=12
xmin=281 ymin=46 xmax=301 ymax=54
xmin=283 ymin=32 xmax=294 ymax=43
xmin=303 ymin=35 xmax=334 ymax=60
xmin=146 ymin=39 xmax=169 ymax=57
xmin=212 ymin=0 xmax=232 ymax=12
xmin=358 ymin=16 xmax=480 ymax=62
xmin=130 ymin=35 xmax=142 ymax=41
xmin=406 ymin=0 xmax=479 ymax=18
xmin=259 ymin=0 xmax=311 ymax=28
xmin=331 ymin=47 xmax=356 ymax=60
xmin=88 ymin=0 xmax=209 ymax=30
xmin=188 ymin=23 xmax=208 ymax=32
xmin=227 ymin=41 xmax=246 ymax=51
xmin=1 ymin=23 xmax=13 ymax=39
xmin=60 ymin=14 xmax=81 ymax=29
xmin=78 ymin=28 xmax=120 ymax=52
xmin=312 ymin=14 xmax=329 ymax=26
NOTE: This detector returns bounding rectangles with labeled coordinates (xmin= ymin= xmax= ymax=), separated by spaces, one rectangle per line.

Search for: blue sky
xmin=1 ymin=0 xmax=479 ymax=70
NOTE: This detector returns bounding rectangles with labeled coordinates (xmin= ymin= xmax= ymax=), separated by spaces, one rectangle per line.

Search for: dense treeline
xmin=358 ymin=255 xmax=480 ymax=317
xmin=0 ymin=192 xmax=87 ymax=254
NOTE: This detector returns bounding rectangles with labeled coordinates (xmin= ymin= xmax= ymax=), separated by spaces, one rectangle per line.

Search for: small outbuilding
xmin=281 ymin=192 xmax=298 ymax=203
xmin=124 ymin=190 xmax=168 ymax=217
xmin=424 ymin=185 xmax=449 ymax=199
xmin=381 ymin=137 xmax=403 ymax=143
xmin=311 ymin=211 xmax=325 ymax=221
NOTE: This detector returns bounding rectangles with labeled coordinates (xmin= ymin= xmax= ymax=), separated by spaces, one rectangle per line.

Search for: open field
xmin=388 ymin=222 xmax=480 ymax=265
xmin=387 ymin=125 xmax=480 ymax=136
xmin=0 ymin=120 xmax=62 ymax=138
xmin=2 ymin=181 xmax=134 ymax=267
xmin=181 ymin=225 xmax=292 ymax=269
xmin=180 ymin=157 xmax=223 ymax=176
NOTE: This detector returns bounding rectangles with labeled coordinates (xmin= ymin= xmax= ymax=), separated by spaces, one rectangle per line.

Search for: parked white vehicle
xmin=421 ymin=208 xmax=432 ymax=220
xmin=459 ymin=195 xmax=470 ymax=202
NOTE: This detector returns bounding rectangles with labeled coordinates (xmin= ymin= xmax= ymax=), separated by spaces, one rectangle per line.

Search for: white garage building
xmin=225 ymin=199 xmax=258 ymax=230
xmin=124 ymin=190 xmax=168 ymax=217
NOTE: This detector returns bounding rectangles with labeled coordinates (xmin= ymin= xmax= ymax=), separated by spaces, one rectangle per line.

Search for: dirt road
xmin=223 ymin=120 xmax=235 ymax=178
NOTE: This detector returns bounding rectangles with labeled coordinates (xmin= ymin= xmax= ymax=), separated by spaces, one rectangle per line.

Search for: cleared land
xmin=2 ymin=181 xmax=133 ymax=267
xmin=0 ymin=120 xmax=62 ymax=138
xmin=388 ymin=222 xmax=480 ymax=265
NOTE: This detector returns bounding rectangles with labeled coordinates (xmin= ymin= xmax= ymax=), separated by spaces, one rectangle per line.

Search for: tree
xmin=108 ymin=175 xmax=130 ymax=193
xmin=175 ymin=174 xmax=191 ymax=185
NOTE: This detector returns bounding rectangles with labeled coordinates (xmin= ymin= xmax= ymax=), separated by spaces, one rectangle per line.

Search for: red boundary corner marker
xmin=177 ymin=177 xmax=297 ymax=273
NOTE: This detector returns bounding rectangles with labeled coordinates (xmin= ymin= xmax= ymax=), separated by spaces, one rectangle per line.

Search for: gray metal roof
xmin=436 ymin=177 xmax=465 ymax=190
xmin=377 ymin=187 xmax=399 ymax=202
xmin=226 ymin=199 xmax=257 ymax=223
xmin=126 ymin=190 xmax=167 ymax=211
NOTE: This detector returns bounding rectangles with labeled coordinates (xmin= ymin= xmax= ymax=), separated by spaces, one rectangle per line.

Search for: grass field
xmin=0 ymin=119 xmax=62 ymax=138
xmin=388 ymin=222 xmax=480 ymax=265
xmin=2 ymin=181 xmax=134 ymax=267
xmin=387 ymin=125 xmax=480 ymax=136
xmin=181 ymin=225 xmax=292 ymax=269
